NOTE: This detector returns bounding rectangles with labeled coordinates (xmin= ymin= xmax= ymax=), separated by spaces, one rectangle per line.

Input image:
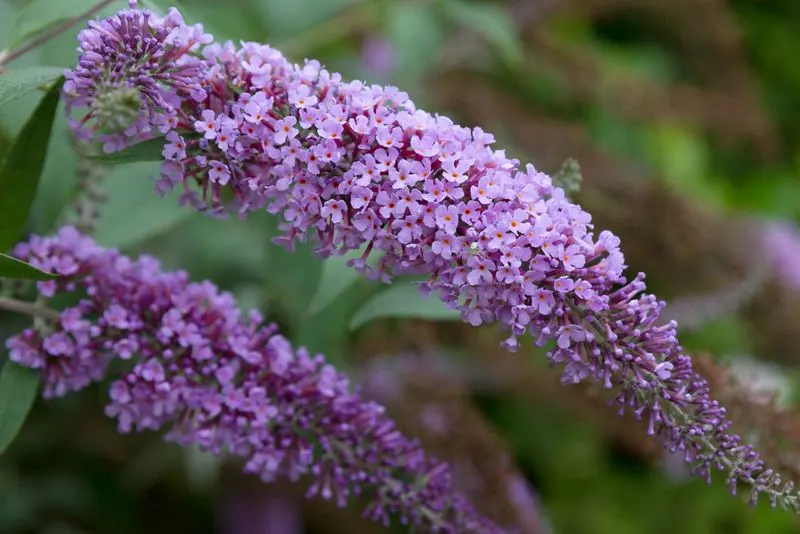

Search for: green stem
xmin=0 ymin=296 xmax=60 ymax=322
xmin=0 ymin=0 xmax=116 ymax=68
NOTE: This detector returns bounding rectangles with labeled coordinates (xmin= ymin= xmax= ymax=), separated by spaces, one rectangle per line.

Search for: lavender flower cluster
xmin=61 ymin=0 xmax=800 ymax=515
xmin=6 ymin=227 xmax=501 ymax=532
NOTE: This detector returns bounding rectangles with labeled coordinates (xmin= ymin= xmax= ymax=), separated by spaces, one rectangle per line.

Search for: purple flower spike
xmin=64 ymin=5 xmax=800 ymax=514
xmin=6 ymin=227 xmax=503 ymax=533
xmin=64 ymin=4 xmax=211 ymax=151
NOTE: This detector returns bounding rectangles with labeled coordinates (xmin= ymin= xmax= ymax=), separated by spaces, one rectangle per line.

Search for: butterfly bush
xmin=5 ymin=227 xmax=501 ymax=533
xmin=62 ymin=1 xmax=800 ymax=512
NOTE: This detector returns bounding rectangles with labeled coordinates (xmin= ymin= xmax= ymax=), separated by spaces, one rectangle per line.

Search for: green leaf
xmin=243 ymin=216 xmax=354 ymax=368
xmin=442 ymin=0 xmax=523 ymax=64
xmin=0 ymin=76 xmax=64 ymax=252
xmin=258 ymin=216 xmax=323 ymax=320
xmin=139 ymin=0 xmax=172 ymax=13
xmin=387 ymin=1 xmax=444 ymax=87
xmin=0 ymin=253 xmax=55 ymax=280
xmin=4 ymin=0 xmax=98 ymax=50
xmin=183 ymin=445 xmax=222 ymax=491
xmin=349 ymin=280 xmax=461 ymax=330
xmin=93 ymin=162 xmax=196 ymax=248
xmin=0 ymin=360 xmax=39 ymax=458
xmin=645 ymin=123 xmax=726 ymax=206
xmin=306 ymin=249 xmax=364 ymax=316
xmin=257 ymin=0 xmax=355 ymax=40
xmin=86 ymin=136 xmax=167 ymax=165
xmin=0 ymin=66 xmax=64 ymax=109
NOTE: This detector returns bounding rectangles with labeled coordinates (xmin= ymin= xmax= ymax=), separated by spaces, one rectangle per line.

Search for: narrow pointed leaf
xmin=0 ymin=77 xmax=64 ymax=252
xmin=0 ymin=66 xmax=64 ymax=109
xmin=93 ymin=162 xmax=196 ymax=248
xmin=85 ymin=136 xmax=167 ymax=164
xmin=4 ymin=0 xmax=98 ymax=50
xmin=307 ymin=249 xmax=364 ymax=316
xmin=349 ymin=280 xmax=461 ymax=330
xmin=0 ymin=360 xmax=39 ymax=457
xmin=443 ymin=0 xmax=523 ymax=64
xmin=0 ymin=253 xmax=55 ymax=280
xmin=387 ymin=2 xmax=443 ymax=86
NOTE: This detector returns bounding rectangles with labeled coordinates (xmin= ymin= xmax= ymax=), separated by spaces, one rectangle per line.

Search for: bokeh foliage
xmin=1 ymin=0 xmax=800 ymax=532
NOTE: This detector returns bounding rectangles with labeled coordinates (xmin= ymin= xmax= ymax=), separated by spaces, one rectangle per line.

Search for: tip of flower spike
xmin=92 ymin=86 xmax=143 ymax=133
xmin=552 ymin=157 xmax=583 ymax=197
xmin=129 ymin=0 xmax=138 ymax=8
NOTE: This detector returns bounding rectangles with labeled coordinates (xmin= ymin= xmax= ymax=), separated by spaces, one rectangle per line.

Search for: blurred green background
xmin=2 ymin=0 xmax=800 ymax=532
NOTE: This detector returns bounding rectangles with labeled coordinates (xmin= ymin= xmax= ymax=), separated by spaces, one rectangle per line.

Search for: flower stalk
xmin=0 ymin=296 xmax=60 ymax=322
xmin=0 ymin=0 xmax=117 ymax=69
